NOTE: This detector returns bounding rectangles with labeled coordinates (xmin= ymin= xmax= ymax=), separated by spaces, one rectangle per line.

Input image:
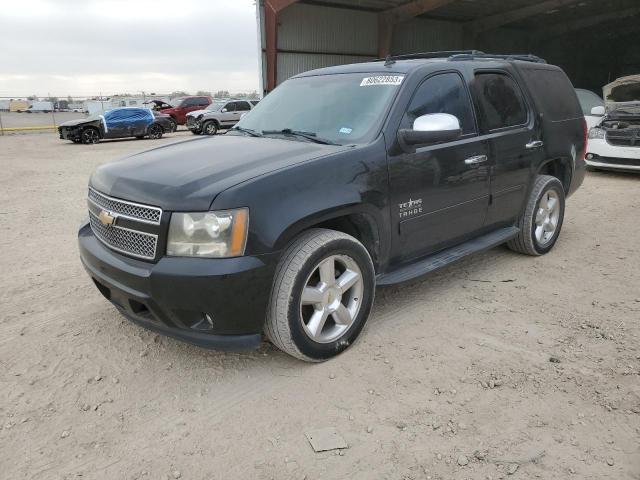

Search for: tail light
xmin=580 ymin=118 xmax=588 ymax=161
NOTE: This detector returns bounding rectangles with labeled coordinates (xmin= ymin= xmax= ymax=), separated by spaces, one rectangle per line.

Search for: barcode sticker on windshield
xmin=360 ymin=75 xmax=404 ymax=87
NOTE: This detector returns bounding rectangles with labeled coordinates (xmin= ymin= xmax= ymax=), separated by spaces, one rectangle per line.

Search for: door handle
xmin=464 ymin=154 xmax=488 ymax=165
xmin=526 ymin=140 xmax=544 ymax=149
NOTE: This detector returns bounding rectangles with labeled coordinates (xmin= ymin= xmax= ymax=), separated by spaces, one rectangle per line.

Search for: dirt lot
xmin=1 ymin=132 xmax=639 ymax=480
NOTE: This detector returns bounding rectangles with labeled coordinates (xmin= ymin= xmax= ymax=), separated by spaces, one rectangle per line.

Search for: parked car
xmin=575 ymin=88 xmax=605 ymax=130
xmin=186 ymin=99 xmax=258 ymax=135
xmin=160 ymin=96 xmax=212 ymax=128
xmin=59 ymin=107 xmax=172 ymax=144
xmin=586 ymin=75 xmax=640 ymax=173
xmin=79 ymin=52 xmax=586 ymax=361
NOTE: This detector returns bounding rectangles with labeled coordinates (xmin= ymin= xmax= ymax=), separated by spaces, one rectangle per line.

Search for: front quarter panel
xmin=211 ymin=137 xmax=391 ymax=266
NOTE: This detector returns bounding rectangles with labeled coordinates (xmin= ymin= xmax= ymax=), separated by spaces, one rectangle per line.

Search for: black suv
xmin=79 ymin=51 xmax=586 ymax=361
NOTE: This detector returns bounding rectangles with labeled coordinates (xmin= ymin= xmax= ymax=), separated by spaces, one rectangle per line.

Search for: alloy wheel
xmin=535 ymin=189 xmax=560 ymax=245
xmin=299 ymin=254 xmax=363 ymax=343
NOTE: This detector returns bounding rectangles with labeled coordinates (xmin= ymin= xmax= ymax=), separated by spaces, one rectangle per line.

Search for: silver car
xmin=186 ymin=99 xmax=259 ymax=135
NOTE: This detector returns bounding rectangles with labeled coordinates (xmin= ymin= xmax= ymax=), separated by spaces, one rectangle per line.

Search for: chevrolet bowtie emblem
xmin=98 ymin=210 xmax=117 ymax=226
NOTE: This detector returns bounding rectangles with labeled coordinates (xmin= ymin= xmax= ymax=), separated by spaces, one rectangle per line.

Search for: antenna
xmin=384 ymin=55 xmax=396 ymax=67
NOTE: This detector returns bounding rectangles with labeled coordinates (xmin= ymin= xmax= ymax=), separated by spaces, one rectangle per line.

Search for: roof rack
xmin=377 ymin=50 xmax=486 ymax=63
xmin=448 ymin=53 xmax=546 ymax=64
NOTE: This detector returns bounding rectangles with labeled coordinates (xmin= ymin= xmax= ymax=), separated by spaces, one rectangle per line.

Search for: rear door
xmin=234 ymin=101 xmax=251 ymax=124
xmin=388 ymin=71 xmax=491 ymax=262
xmin=470 ymin=70 xmax=543 ymax=228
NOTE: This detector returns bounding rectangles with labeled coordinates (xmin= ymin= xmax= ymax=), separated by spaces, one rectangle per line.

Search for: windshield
xmin=206 ymin=101 xmax=225 ymax=111
xmin=234 ymin=72 xmax=404 ymax=145
xmin=575 ymin=89 xmax=603 ymax=115
xmin=170 ymin=97 xmax=186 ymax=107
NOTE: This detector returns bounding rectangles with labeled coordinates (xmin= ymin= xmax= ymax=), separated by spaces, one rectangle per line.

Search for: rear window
xmin=472 ymin=73 xmax=528 ymax=131
xmin=519 ymin=67 xmax=583 ymax=121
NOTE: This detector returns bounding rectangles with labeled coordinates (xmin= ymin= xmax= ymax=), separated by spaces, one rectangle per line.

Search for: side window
xmin=224 ymin=102 xmax=236 ymax=112
xmin=183 ymin=98 xmax=196 ymax=107
xmin=401 ymin=72 xmax=476 ymax=135
xmin=236 ymin=101 xmax=251 ymax=111
xmin=196 ymin=97 xmax=209 ymax=106
xmin=472 ymin=73 xmax=528 ymax=131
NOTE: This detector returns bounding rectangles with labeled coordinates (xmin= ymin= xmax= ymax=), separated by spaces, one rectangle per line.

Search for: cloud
xmin=0 ymin=0 xmax=260 ymax=96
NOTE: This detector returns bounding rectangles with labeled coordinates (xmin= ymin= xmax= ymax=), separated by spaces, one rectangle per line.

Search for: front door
xmin=219 ymin=102 xmax=239 ymax=127
xmin=388 ymin=72 xmax=490 ymax=263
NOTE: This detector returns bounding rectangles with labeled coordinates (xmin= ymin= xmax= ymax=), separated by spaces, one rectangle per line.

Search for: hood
xmin=604 ymin=75 xmax=640 ymax=110
xmin=59 ymin=115 xmax=100 ymax=127
xmin=186 ymin=108 xmax=210 ymax=118
xmin=90 ymin=134 xmax=349 ymax=211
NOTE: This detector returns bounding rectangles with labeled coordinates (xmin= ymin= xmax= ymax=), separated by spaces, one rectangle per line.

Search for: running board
xmin=377 ymin=227 xmax=519 ymax=286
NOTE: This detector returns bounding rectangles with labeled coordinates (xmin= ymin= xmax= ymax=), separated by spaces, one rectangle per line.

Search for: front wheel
xmin=507 ymin=175 xmax=565 ymax=256
xmin=265 ymin=229 xmax=375 ymax=362
xmin=81 ymin=128 xmax=100 ymax=144
xmin=202 ymin=121 xmax=218 ymax=135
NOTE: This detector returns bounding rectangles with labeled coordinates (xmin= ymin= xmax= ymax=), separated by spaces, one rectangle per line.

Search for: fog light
xmin=586 ymin=153 xmax=594 ymax=160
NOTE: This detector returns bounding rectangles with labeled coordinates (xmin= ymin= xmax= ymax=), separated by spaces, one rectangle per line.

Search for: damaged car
xmin=586 ymin=75 xmax=640 ymax=172
xmin=58 ymin=107 xmax=173 ymax=144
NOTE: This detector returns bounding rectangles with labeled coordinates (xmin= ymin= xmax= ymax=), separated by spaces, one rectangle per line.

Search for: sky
xmin=0 ymin=0 xmax=260 ymax=97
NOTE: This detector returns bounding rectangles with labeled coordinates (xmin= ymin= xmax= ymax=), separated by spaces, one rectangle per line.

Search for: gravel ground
xmin=1 ymin=132 xmax=639 ymax=480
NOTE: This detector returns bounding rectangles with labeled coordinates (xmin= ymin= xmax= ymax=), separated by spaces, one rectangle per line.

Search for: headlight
xmin=167 ymin=208 xmax=248 ymax=258
xmin=588 ymin=127 xmax=605 ymax=140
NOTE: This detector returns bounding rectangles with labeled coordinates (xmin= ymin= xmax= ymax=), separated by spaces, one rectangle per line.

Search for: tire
xmin=147 ymin=123 xmax=163 ymax=140
xmin=507 ymin=175 xmax=565 ymax=256
xmin=81 ymin=127 xmax=100 ymax=144
xmin=168 ymin=118 xmax=177 ymax=132
xmin=265 ymin=229 xmax=375 ymax=362
xmin=202 ymin=120 xmax=218 ymax=136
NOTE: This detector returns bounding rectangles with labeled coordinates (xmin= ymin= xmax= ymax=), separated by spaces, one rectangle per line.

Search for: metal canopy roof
xmin=302 ymin=0 xmax=640 ymax=32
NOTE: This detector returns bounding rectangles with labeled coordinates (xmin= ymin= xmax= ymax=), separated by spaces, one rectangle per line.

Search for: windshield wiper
xmin=261 ymin=128 xmax=339 ymax=145
xmin=231 ymin=126 xmax=263 ymax=137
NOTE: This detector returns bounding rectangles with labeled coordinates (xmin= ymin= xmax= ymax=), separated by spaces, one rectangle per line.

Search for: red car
xmin=160 ymin=96 xmax=212 ymax=127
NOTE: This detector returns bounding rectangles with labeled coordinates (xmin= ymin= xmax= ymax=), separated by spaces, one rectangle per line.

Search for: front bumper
xmin=586 ymin=138 xmax=640 ymax=171
xmin=186 ymin=117 xmax=201 ymax=132
xmin=78 ymin=221 xmax=277 ymax=350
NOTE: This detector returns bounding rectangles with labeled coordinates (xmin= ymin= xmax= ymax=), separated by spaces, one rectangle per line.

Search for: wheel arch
xmin=537 ymin=157 xmax=572 ymax=194
xmin=274 ymin=206 xmax=383 ymax=272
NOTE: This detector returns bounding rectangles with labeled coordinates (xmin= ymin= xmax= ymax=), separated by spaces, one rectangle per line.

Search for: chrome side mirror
xmin=398 ymin=113 xmax=462 ymax=151
xmin=221 ymin=108 xmax=228 ymax=113
xmin=590 ymin=106 xmax=605 ymax=116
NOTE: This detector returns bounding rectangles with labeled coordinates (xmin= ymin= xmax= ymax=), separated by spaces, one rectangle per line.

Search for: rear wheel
xmin=265 ymin=229 xmax=375 ymax=361
xmin=202 ymin=121 xmax=218 ymax=136
xmin=81 ymin=127 xmax=100 ymax=144
xmin=507 ymin=175 xmax=565 ymax=256
xmin=168 ymin=118 xmax=177 ymax=132
xmin=147 ymin=123 xmax=163 ymax=140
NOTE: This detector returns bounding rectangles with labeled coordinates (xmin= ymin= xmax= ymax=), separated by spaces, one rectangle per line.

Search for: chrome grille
xmin=88 ymin=188 xmax=161 ymax=224
xmin=89 ymin=213 xmax=158 ymax=260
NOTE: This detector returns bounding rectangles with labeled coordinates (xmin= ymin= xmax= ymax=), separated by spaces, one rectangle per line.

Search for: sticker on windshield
xmin=339 ymin=127 xmax=352 ymax=134
xmin=360 ymin=75 xmax=404 ymax=87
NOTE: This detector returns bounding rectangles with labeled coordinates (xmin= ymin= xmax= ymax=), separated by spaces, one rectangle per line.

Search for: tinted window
xmin=519 ymin=68 xmax=583 ymax=121
xmin=400 ymin=72 xmax=476 ymax=135
xmin=197 ymin=97 xmax=210 ymax=106
xmin=224 ymin=102 xmax=236 ymax=112
xmin=236 ymin=101 xmax=251 ymax=111
xmin=473 ymin=73 xmax=527 ymax=131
